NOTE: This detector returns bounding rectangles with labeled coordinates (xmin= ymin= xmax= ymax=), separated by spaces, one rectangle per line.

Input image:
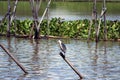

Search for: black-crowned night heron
xmin=58 ymin=40 xmax=66 ymax=57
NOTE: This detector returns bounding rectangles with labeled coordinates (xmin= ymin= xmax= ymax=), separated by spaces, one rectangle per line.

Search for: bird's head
xmin=58 ymin=40 xmax=62 ymax=44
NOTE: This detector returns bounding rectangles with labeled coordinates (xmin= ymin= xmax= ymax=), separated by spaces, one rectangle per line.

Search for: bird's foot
xmin=59 ymin=52 xmax=65 ymax=58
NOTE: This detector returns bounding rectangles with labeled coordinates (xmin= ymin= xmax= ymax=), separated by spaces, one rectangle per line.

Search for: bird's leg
xmin=60 ymin=52 xmax=65 ymax=58
xmin=62 ymin=52 xmax=66 ymax=58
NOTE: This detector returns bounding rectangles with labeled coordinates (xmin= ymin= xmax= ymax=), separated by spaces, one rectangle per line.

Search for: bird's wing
xmin=61 ymin=43 xmax=66 ymax=53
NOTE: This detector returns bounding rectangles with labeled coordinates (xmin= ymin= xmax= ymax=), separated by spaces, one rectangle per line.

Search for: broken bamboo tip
xmin=59 ymin=52 xmax=83 ymax=79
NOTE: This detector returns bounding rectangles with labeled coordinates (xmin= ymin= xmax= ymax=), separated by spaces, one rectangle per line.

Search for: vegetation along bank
xmin=0 ymin=18 xmax=120 ymax=40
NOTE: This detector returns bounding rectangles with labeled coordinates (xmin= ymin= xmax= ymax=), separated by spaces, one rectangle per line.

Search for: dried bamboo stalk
xmin=37 ymin=0 xmax=51 ymax=32
xmin=59 ymin=52 xmax=83 ymax=79
xmin=7 ymin=0 xmax=11 ymax=37
xmin=103 ymin=0 xmax=107 ymax=41
xmin=0 ymin=44 xmax=28 ymax=74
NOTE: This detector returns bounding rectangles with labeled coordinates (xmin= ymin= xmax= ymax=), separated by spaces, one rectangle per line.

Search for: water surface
xmin=0 ymin=37 xmax=120 ymax=80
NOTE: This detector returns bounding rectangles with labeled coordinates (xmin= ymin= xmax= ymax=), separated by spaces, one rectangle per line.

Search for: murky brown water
xmin=0 ymin=37 xmax=120 ymax=80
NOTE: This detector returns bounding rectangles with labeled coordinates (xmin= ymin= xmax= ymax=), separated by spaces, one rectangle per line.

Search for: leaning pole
xmin=59 ymin=52 xmax=83 ymax=79
xmin=0 ymin=44 xmax=28 ymax=74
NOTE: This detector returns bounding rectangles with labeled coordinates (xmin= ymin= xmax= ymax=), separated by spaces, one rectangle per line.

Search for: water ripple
xmin=0 ymin=37 xmax=120 ymax=80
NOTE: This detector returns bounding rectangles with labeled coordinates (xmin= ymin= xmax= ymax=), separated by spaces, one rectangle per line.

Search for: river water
xmin=0 ymin=1 xmax=120 ymax=21
xmin=0 ymin=37 xmax=120 ymax=80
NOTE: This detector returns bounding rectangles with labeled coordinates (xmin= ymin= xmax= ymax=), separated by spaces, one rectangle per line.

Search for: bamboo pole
xmin=7 ymin=0 xmax=11 ymax=37
xmin=29 ymin=23 xmax=34 ymax=38
xmin=0 ymin=0 xmax=18 ymax=31
xmin=10 ymin=0 xmax=18 ymax=24
xmin=88 ymin=0 xmax=98 ymax=42
xmin=29 ymin=0 xmax=35 ymax=20
xmin=47 ymin=0 xmax=50 ymax=37
xmin=59 ymin=52 xmax=83 ymax=79
xmin=0 ymin=44 xmax=28 ymax=74
xmin=0 ymin=12 xmax=9 ymax=26
xmin=92 ymin=0 xmax=98 ymax=42
xmin=11 ymin=0 xmax=18 ymax=36
xmin=29 ymin=0 xmax=42 ymax=39
xmin=29 ymin=0 xmax=35 ymax=38
xmin=29 ymin=0 xmax=38 ymax=38
xmin=96 ymin=8 xmax=107 ymax=41
xmin=87 ymin=19 xmax=92 ymax=42
xmin=103 ymin=0 xmax=107 ymax=41
xmin=35 ymin=0 xmax=42 ymax=19
xmin=37 ymin=0 xmax=51 ymax=34
xmin=34 ymin=2 xmax=39 ymax=38
xmin=29 ymin=0 xmax=51 ymax=39
xmin=37 ymin=0 xmax=42 ymax=12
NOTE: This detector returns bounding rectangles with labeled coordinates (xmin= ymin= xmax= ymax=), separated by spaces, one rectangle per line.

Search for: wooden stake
xmin=93 ymin=0 xmax=98 ymax=42
xmin=29 ymin=0 xmax=42 ymax=39
xmin=0 ymin=12 xmax=9 ymax=26
xmin=87 ymin=18 xmax=93 ymax=42
xmin=47 ymin=0 xmax=50 ymax=37
xmin=7 ymin=0 xmax=11 ymax=37
xmin=0 ymin=44 xmax=28 ymax=74
xmin=96 ymin=8 xmax=107 ymax=41
xmin=10 ymin=0 xmax=18 ymax=24
xmin=103 ymin=0 xmax=107 ymax=41
xmin=37 ymin=0 xmax=51 ymax=33
xmin=59 ymin=52 xmax=83 ymax=79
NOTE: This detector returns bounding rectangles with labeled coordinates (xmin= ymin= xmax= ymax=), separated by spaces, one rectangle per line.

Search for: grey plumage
xmin=58 ymin=40 xmax=66 ymax=56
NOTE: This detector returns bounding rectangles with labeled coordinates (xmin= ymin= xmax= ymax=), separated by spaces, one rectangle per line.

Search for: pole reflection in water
xmin=87 ymin=41 xmax=108 ymax=79
xmin=87 ymin=42 xmax=98 ymax=79
xmin=28 ymin=39 xmax=50 ymax=78
xmin=102 ymin=41 xmax=108 ymax=78
xmin=0 ymin=37 xmax=120 ymax=80
xmin=30 ymin=39 xmax=41 ymax=74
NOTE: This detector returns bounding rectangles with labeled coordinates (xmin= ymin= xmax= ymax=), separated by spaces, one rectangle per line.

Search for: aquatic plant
xmin=0 ymin=18 xmax=119 ymax=40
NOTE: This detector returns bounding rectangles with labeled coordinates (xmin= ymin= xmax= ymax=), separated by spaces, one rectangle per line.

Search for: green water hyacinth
xmin=0 ymin=18 xmax=120 ymax=40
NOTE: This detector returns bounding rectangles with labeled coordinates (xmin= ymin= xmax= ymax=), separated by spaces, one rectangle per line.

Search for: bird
xmin=58 ymin=40 xmax=67 ymax=57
